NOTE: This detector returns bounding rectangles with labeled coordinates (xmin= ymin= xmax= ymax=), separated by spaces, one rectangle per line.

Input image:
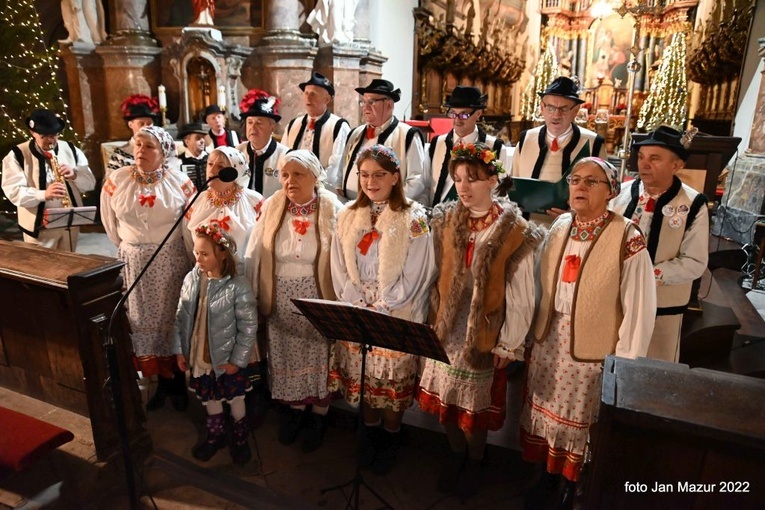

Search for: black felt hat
xmin=633 ymin=125 xmax=690 ymax=161
xmin=203 ymin=105 xmax=224 ymax=119
xmin=178 ymin=122 xmax=210 ymax=138
xmin=537 ymin=77 xmax=585 ymax=105
xmin=444 ymin=86 xmax=488 ymax=109
xmin=299 ymin=72 xmax=335 ymax=96
xmin=240 ymin=98 xmax=281 ymax=122
xmin=355 ymin=79 xmax=401 ymax=102
xmin=26 ymin=109 xmax=65 ymax=135
xmin=123 ymin=103 xmax=159 ymax=121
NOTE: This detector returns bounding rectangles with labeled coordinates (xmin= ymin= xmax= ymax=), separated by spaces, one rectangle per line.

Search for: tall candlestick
xmin=158 ymin=85 xmax=167 ymax=109
xmin=217 ymin=85 xmax=226 ymax=110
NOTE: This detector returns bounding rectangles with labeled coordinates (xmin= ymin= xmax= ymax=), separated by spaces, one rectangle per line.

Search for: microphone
xmin=100 ymin=169 xmax=228 ymax=508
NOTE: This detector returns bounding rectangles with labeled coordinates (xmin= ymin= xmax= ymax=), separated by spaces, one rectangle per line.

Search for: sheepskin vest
xmin=335 ymin=200 xmax=429 ymax=321
xmin=429 ymin=200 xmax=544 ymax=368
xmin=258 ymin=188 xmax=337 ymax=316
xmin=533 ymin=212 xmax=631 ymax=362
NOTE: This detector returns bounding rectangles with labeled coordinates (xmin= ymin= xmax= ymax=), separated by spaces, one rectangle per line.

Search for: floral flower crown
xmin=450 ymin=142 xmax=506 ymax=176
xmin=120 ymin=94 xmax=159 ymax=116
xmin=357 ymin=145 xmax=401 ymax=171
xmin=195 ymin=223 xmax=234 ymax=252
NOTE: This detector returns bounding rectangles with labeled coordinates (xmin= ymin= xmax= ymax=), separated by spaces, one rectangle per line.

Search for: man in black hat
xmin=427 ymin=85 xmax=509 ymax=207
xmin=510 ymin=76 xmax=606 ymax=224
xmin=235 ymin=92 xmax=288 ymax=199
xmin=337 ymin=78 xmax=428 ymax=204
xmin=610 ymin=125 xmax=708 ymax=363
xmin=203 ymin=104 xmax=240 ymax=150
xmin=284 ymin=72 xmax=350 ymax=183
xmin=105 ymin=94 xmax=159 ymax=178
xmin=178 ymin=122 xmax=210 ymax=190
xmin=2 ymin=109 xmax=96 ymax=251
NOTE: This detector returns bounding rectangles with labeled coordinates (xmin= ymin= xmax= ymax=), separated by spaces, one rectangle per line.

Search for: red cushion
xmin=0 ymin=406 xmax=74 ymax=471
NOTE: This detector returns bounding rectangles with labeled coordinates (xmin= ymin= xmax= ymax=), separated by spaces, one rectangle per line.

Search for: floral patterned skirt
xmin=189 ymin=369 xmax=251 ymax=403
xmin=519 ymin=312 xmax=603 ymax=482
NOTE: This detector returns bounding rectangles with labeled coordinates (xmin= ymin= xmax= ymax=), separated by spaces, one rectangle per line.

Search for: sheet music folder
xmin=507 ymin=177 xmax=569 ymax=214
xmin=291 ymin=298 xmax=450 ymax=364
xmin=43 ymin=206 xmax=97 ymax=229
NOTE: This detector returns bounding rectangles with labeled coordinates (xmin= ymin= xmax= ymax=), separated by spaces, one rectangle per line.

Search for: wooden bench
xmin=0 ymin=406 xmax=74 ymax=473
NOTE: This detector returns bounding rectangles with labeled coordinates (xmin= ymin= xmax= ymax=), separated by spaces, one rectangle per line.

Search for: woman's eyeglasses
xmin=566 ymin=175 xmax=609 ymax=187
xmin=358 ymin=172 xmax=389 ymax=181
xmin=447 ymin=110 xmax=477 ymax=120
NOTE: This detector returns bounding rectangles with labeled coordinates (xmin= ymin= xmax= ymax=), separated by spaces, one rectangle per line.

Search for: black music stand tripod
xmin=291 ymin=298 xmax=449 ymax=510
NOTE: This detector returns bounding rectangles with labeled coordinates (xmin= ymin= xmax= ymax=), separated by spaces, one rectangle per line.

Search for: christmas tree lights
xmin=637 ymin=32 xmax=689 ymax=132
xmin=521 ymin=41 xmax=559 ymax=121
xmin=1 ymin=1 xmax=74 ymax=215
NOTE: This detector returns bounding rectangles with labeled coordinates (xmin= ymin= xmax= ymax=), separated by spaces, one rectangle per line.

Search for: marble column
xmin=316 ymin=44 xmax=368 ymax=125
xmin=252 ymin=0 xmax=317 ymax=134
xmin=714 ymin=38 xmax=765 ymax=244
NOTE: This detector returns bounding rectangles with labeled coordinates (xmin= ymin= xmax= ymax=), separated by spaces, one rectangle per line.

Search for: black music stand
xmin=291 ymin=298 xmax=449 ymax=510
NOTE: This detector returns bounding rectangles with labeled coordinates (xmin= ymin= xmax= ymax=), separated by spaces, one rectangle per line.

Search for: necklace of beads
xmin=570 ymin=211 xmax=610 ymax=241
xmin=467 ymin=202 xmax=502 ymax=232
xmin=208 ymin=185 xmax=243 ymax=208
xmin=130 ymin=165 xmax=165 ymax=186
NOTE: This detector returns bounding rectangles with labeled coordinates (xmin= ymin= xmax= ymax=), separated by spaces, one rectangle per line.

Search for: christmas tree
xmin=0 ymin=1 xmax=72 ymax=215
xmin=637 ymin=32 xmax=688 ymax=131
xmin=521 ymin=39 xmax=559 ymax=121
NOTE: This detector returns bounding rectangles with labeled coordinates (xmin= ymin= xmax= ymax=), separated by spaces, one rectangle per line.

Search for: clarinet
xmin=48 ymin=148 xmax=72 ymax=208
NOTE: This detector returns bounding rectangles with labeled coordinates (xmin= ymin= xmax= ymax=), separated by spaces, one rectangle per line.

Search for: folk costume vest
xmin=429 ymin=199 xmax=544 ymax=368
xmin=284 ymin=111 xmax=349 ymax=168
xmin=533 ymin=212 xmax=634 ymax=362
xmin=515 ymin=125 xmax=604 ymax=181
xmin=257 ymin=188 xmax=337 ymax=316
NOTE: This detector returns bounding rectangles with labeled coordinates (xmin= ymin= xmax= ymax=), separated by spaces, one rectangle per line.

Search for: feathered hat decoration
xmin=239 ymin=89 xmax=274 ymax=114
xmin=120 ymin=94 xmax=160 ymax=120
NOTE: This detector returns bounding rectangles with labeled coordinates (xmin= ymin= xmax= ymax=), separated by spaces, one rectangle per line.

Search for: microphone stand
xmin=102 ymin=168 xmax=237 ymax=509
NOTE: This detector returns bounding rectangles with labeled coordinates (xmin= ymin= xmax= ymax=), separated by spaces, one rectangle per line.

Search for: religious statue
xmin=114 ymin=0 xmax=150 ymax=32
xmin=192 ymin=0 xmax=215 ymax=26
xmin=308 ymin=0 xmax=358 ymax=48
xmin=464 ymin=0 xmax=476 ymax=37
xmin=60 ymin=0 xmax=88 ymax=44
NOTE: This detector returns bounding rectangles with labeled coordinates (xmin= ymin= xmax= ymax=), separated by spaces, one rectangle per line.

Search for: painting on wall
xmin=151 ymin=0 xmax=264 ymax=32
xmin=586 ymin=13 xmax=634 ymax=89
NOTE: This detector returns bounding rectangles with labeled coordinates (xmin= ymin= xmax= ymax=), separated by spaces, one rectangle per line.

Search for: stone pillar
xmin=713 ymin=38 xmax=765 ymax=244
xmin=105 ymin=0 xmax=157 ymax=47
xmin=252 ymin=0 xmax=317 ymax=133
xmin=316 ymin=45 xmax=367 ymax=125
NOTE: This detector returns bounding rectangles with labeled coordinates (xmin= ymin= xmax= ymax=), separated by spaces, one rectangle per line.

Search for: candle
xmin=158 ymin=85 xmax=167 ymax=109
xmin=217 ymin=85 xmax=226 ymax=109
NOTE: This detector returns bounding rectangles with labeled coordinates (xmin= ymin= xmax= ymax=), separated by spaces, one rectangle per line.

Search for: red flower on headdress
xmin=239 ymin=89 xmax=280 ymax=114
xmin=120 ymin=94 xmax=159 ymax=116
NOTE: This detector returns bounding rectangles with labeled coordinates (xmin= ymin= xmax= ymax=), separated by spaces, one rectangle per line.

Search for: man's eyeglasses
xmin=566 ymin=175 xmax=609 ymax=187
xmin=359 ymin=98 xmax=389 ymax=108
xmin=541 ymin=102 xmax=576 ymax=115
xmin=447 ymin=110 xmax=477 ymax=120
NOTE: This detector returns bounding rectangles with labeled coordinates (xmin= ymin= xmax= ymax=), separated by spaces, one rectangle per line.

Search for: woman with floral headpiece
xmin=244 ymin=149 xmax=343 ymax=453
xmin=329 ymin=144 xmax=436 ymax=475
xmin=101 ymin=126 xmax=196 ymax=412
xmin=520 ymin=157 xmax=655 ymax=509
xmin=172 ymin=224 xmax=258 ymax=465
xmin=416 ymin=142 xmax=544 ymax=499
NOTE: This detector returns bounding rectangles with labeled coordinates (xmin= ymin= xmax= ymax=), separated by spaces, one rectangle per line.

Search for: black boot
xmin=192 ymin=413 xmax=227 ymax=461
xmin=146 ymin=377 xmax=168 ymax=411
xmin=169 ymin=371 xmax=189 ymax=412
xmin=245 ymin=362 xmax=270 ymax=430
xmin=230 ymin=416 xmax=251 ymax=465
xmin=359 ymin=425 xmax=380 ymax=468
xmin=524 ymin=470 xmax=561 ymax=510
xmin=301 ymin=412 xmax=326 ymax=453
xmin=372 ymin=429 xmax=401 ymax=475
xmin=277 ymin=406 xmax=304 ymax=445
xmin=456 ymin=457 xmax=481 ymax=500
xmin=560 ymin=480 xmax=577 ymax=510
xmin=437 ymin=450 xmax=466 ymax=493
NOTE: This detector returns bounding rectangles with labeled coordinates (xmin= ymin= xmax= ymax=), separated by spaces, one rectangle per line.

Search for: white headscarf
xmin=211 ymin=146 xmax=250 ymax=188
xmin=280 ymin=149 xmax=327 ymax=188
